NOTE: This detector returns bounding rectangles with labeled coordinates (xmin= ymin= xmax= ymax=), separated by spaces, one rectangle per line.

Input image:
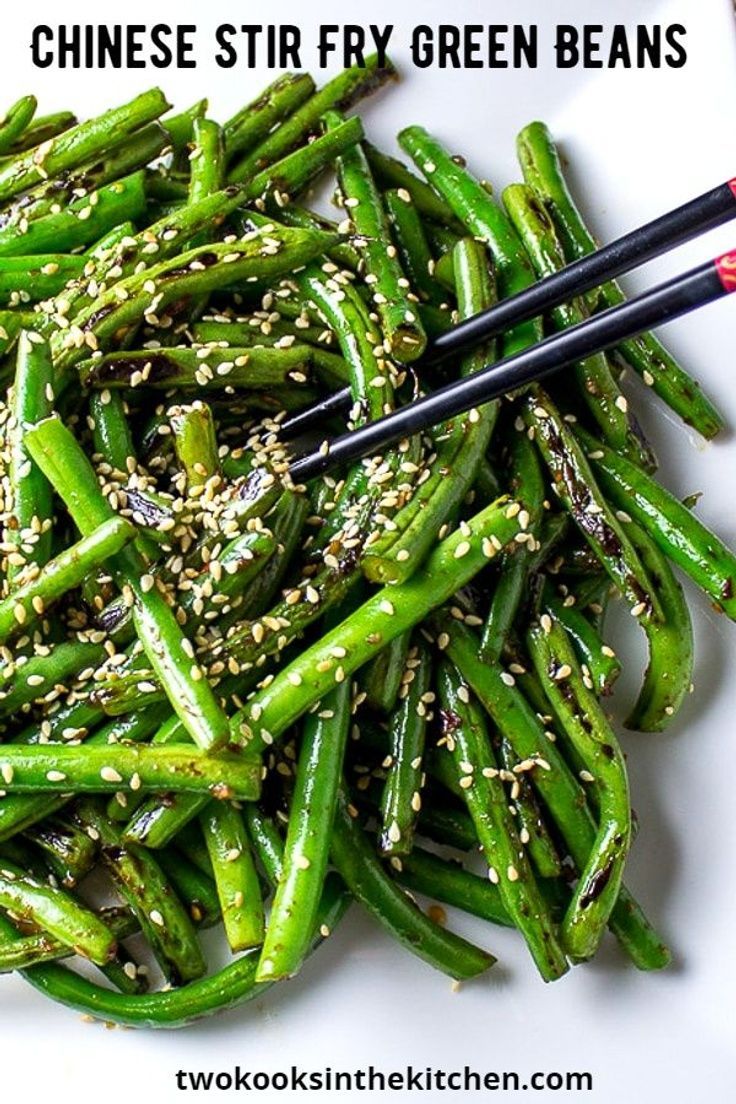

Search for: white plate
xmin=1 ymin=1 xmax=735 ymax=1100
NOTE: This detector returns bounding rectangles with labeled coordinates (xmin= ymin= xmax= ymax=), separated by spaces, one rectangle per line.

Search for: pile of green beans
xmin=0 ymin=63 xmax=732 ymax=1029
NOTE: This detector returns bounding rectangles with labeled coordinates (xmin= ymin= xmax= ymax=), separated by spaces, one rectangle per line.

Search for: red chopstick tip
xmin=728 ymin=178 xmax=736 ymax=200
xmin=715 ymin=250 xmax=736 ymax=293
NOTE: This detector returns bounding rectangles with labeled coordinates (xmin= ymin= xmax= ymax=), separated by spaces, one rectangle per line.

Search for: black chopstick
xmin=288 ymin=249 xmax=736 ymax=482
xmin=281 ymin=175 xmax=736 ymax=441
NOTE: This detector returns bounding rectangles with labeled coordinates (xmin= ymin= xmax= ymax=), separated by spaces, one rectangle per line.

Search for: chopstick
xmin=288 ymin=249 xmax=736 ymax=482
xmin=281 ymin=176 xmax=736 ymax=441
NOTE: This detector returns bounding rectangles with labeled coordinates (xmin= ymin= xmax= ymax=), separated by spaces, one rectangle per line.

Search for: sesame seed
xmin=46 ymin=770 xmax=67 ymax=782
xmin=101 ymin=766 xmax=123 ymax=783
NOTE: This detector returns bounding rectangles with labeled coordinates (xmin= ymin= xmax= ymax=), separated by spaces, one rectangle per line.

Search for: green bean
xmin=24 ymin=816 xmax=98 ymax=887
xmin=625 ymin=521 xmax=694 ymax=731
xmin=262 ymin=201 xmax=361 ymax=273
xmin=200 ymin=801 xmax=264 ymax=952
xmin=0 ymin=743 xmax=260 ymax=799
xmin=328 ymin=112 xmax=426 ymax=363
xmin=362 ymin=238 xmax=498 ymax=584
xmin=0 ymin=517 xmax=135 ymax=644
xmin=85 ymin=220 xmax=137 ymax=259
xmin=379 ymin=642 xmax=431 ymax=856
xmin=5 ymin=111 xmax=75 ymax=154
xmin=235 ymin=115 xmax=366 ymax=200
xmin=24 ymin=416 xmax=232 ymax=752
xmin=436 ymin=660 xmax=568 ymax=980
xmin=527 ymin=615 xmax=631 ymax=960
xmin=54 ymin=224 xmax=337 ymax=380
xmin=392 ymin=847 xmax=512 ymax=928
xmin=384 ymin=188 xmax=447 ymax=305
xmin=0 ymin=857 xmax=116 ymax=965
xmin=364 ymin=143 xmax=462 ymax=230
xmin=575 ymin=426 xmax=736 ymax=619
xmin=480 ymin=428 xmax=544 ymax=660
xmin=0 ymin=310 xmax=38 ymax=359
xmin=90 ymin=390 xmax=135 ymax=473
xmin=189 ymin=119 xmax=224 ymax=204
xmin=224 ymin=73 xmax=315 ymax=160
xmin=74 ymin=799 xmax=205 ymax=984
xmin=542 ymin=586 xmax=621 ymax=697
xmin=5 ymin=329 xmax=54 ymax=586
xmin=0 ymin=172 xmax=147 ymax=258
xmin=516 ymin=121 xmax=724 ymax=438
xmin=0 ymin=639 xmax=104 ymax=719
xmin=332 ymin=790 xmax=496 ymax=980
xmin=171 ymin=401 xmax=219 ymax=494
xmin=493 ymin=735 xmax=562 ymax=879
xmin=0 ymin=88 xmax=169 ymax=204
xmin=503 ymin=182 xmax=653 ymax=468
xmin=78 ymin=343 xmax=315 ymax=391
xmin=294 ymin=262 xmax=394 ymax=420
xmin=433 ymin=612 xmax=669 ymax=970
xmin=228 ymin=56 xmax=395 ymax=181
xmin=161 ymin=100 xmax=207 ymax=155
xmin=523 ymin=390 xmax=664 ymax=623
xmin=19 ymin=872 xmax=349 ymax=1027
xmin=232 ymin=496 xmax=525 ymax=754
xmin=398 ymin=125 xmax=540 ymax=358
xmin=258 ymin=677 xmax=351 ymax=981
xmin=362 ymin=630 xmax=411 ymax=714
xmin=0 ymin=705 xmax=171 ymax=842
xmin=0 ymin=907 xmax=135 ymax=974
xmin=0 ymin=254 xmax=85 ymax=304
xmin=157 ymin=848 xmax=221 ymax=928
xmin=5 ymin=121 xmax=168 ymax=229
xmin=0 ymin=96 xmax=37 ymax=156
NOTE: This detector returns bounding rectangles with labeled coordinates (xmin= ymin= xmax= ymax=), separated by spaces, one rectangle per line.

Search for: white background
xmin=1 ymin=1 xmax=735 ymax=1100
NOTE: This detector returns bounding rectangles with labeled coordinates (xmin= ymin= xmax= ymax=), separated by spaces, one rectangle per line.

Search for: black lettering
xmin=290 ymin=1066 xmax=308 ymax=1090
xmin=149 ymin=25 xmax=172 ymax=68
xmin=318 ymin=26 xmax=339 ymax=68
xmin=514 ymin=24 xmax=537 ymax=67
xmin=281 ymin=27 xmax=301 ymax=67
xmin=126 ymin=25 xmax=145 ymax=68
xmin=411 ymin=25 xmax=433 ymax=68
xmin=487 ymin=26 xmax=508 ymax=67
xmin=583 ymin=25 xmax=604 ymax=68
xmin=441 ymin=25 xmax=461 ymax=68
xmin=609 ymin=24 xmax=632 ymax=68
xmin=636 ymin=24 xmax=660 ymax=67
xmin=177 ymin=26 xmax=196 ymax=68
xmin=464 ymin=1067 xmax=482 ymax=1090
xmin=370 ymin=24 xmax=393 ymax=67
xmin=555 ymin=26 xmax=579 ymax=68
xmin=214 ymin=25 xmax=237 ymax=68
xmin=31 ymin=25 xmax=54 ymax=67
xmin=234 ymin=1067 xmax=250 ymax=1089
xmin=665 ymin=24 xmax=687 ymax=67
